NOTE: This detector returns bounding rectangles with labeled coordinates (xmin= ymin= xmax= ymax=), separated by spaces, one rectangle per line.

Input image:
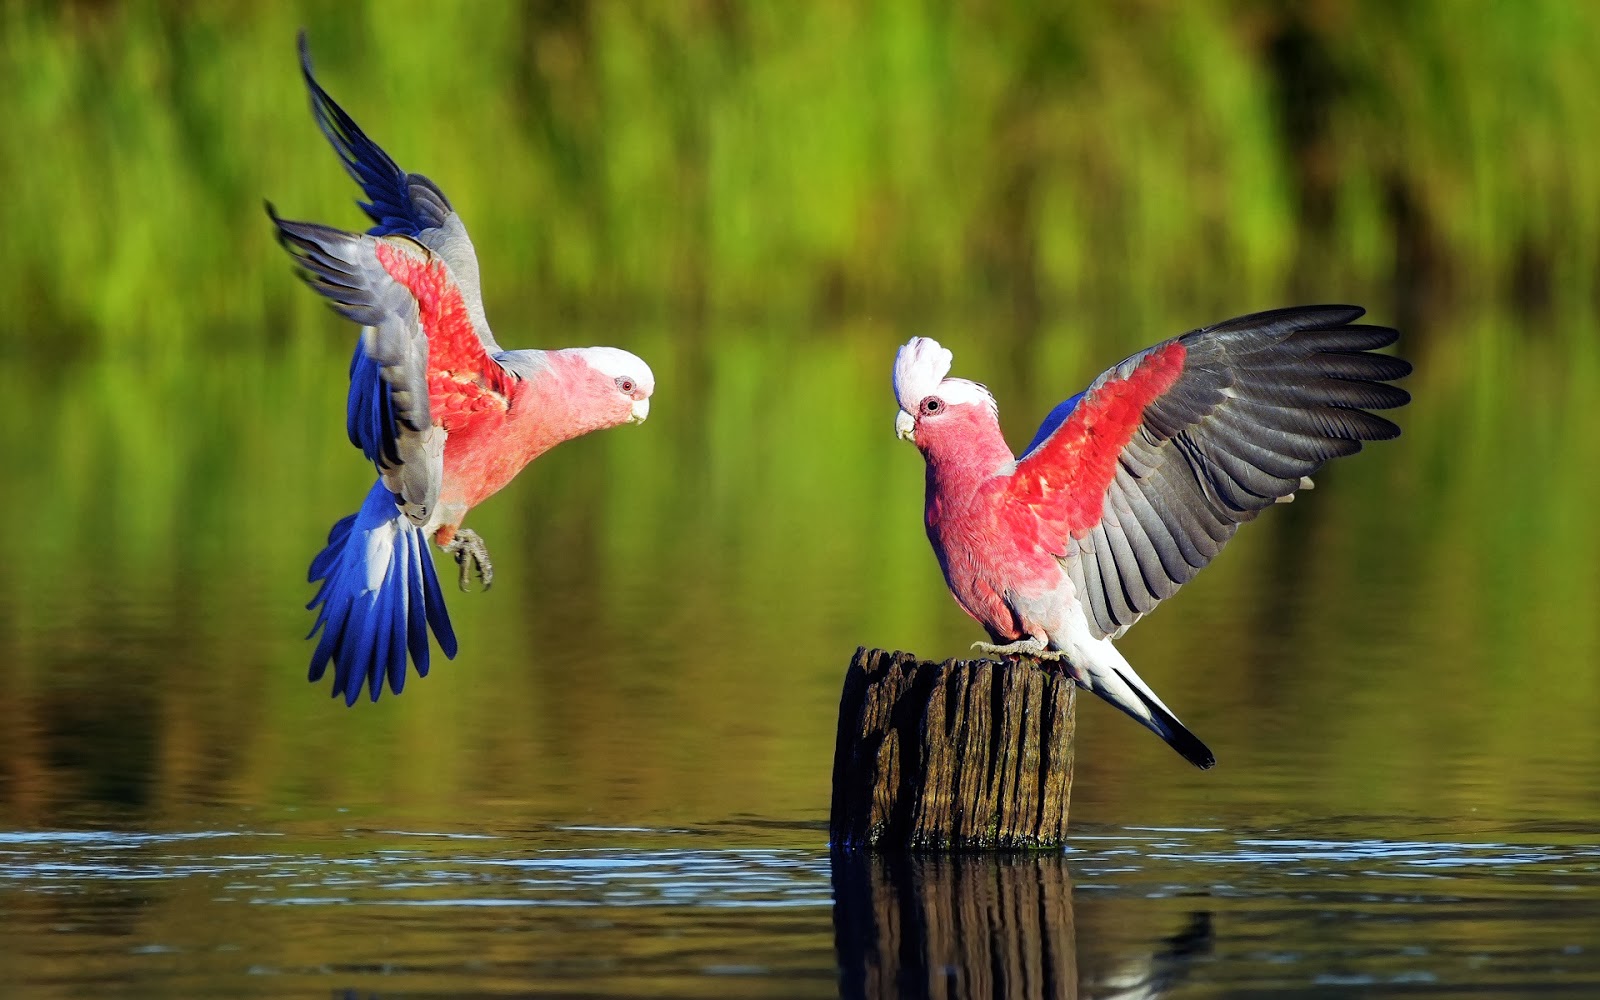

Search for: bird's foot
xmin=443 ymin=529 xmax=494 ymax=592
xmin=970 ymin=638 xmax=1064 ymax=662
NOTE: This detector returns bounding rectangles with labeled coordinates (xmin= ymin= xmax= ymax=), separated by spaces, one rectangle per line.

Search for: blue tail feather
xmin=404 ymin=531 xmax=432 ymax=681
xmin=306 ymin=480 xmax=456 ymax=705
xmin=367 ymin=565 xmax=395 ymax=703
xmin=338 ymin=592 xmax=370 ymax=704
xmin=419 ymin=539 xmax=458 ymax=659
xmin=308 ymin=512 xmax=358 ymax=584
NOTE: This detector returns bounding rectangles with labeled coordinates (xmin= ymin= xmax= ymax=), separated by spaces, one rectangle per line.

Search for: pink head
xmin=892 ymin=337 xmax=1011 ymax=469
xmin=541 ymin=347 xmax=655 ymax=440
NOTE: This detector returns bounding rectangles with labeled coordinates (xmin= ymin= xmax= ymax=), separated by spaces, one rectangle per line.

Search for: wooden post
xmin=829 ymin=647 xmax=1075 ymax=851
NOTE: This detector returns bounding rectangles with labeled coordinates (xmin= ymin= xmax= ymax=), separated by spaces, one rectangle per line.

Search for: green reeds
xmin=2 ymin=0 xmax=1597 ymax=359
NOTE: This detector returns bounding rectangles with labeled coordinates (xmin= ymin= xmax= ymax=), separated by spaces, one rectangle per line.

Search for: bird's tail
xmin=306 ymin=480 xmax=457 ymax=705
xmin=1072 ymin=642 xmax=1216 ymax=770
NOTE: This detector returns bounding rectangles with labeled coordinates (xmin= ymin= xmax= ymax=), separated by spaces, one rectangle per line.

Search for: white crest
xmin=892 ymin=337 xmax=998 ymax=421
xmin=574 ymin=346 xmax=655 ymax=392
xmin=893 ymin=337 xmax=952 ymax=413
xmin=935 ymin=378 xmax=998 ymax=414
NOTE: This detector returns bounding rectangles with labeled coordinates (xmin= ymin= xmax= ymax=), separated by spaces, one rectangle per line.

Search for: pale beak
xmin=895 ymin=409 xmax=916 ymax=442
xmin=630 ymin=398 xmax=650 ymax=425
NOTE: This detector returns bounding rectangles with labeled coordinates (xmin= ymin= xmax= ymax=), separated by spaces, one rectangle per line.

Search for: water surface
xmin=2 ymin=816 xmax=1598 ymax=997
xmin=4 ymin=310 xmax=1600 ymax=995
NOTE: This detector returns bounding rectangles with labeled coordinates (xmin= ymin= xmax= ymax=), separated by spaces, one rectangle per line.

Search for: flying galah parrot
xmin=892 ymin=307 xmax=1411 ymax=768
xmin=268 ymin=35 xmax=655 ymax=705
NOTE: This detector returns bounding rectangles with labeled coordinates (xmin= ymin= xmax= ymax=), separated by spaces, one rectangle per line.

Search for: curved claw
xmin=443 ymin=529 xmax=494 ymax=592
xmin=970 ymin=638 xmax=1064 ymax=661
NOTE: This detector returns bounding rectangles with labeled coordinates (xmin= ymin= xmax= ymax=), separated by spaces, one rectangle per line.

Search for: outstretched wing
xmin=1010 ymin=305 xmax=1412 ymax=639
xmin=270 ymin=208 xmax=516 ymax=524
xmin=297 ymin=32 xmax=498 ymax=351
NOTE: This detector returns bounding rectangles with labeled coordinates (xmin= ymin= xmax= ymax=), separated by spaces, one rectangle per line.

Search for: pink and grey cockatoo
xmin=892 ymin=307 xmax=1411 ymax=768
xmin=268 ymin=35 xmax=654 ymax=705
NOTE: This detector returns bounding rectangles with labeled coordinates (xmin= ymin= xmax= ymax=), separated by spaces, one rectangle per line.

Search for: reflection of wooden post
xmin=830 ymin=647 xmax=1075 ymax=850
xmin=832 ymin=851 xmax=1077 ymax=1000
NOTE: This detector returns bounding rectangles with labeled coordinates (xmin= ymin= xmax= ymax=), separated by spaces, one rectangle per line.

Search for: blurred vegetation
xmin=0 ymin=0 xmax=1598 ymax=837
xmin=2 ymin=0 xmax=1597 ymax=353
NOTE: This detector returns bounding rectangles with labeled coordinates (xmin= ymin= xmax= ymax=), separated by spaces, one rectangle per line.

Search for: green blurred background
xmin=1 ymin=0 xmax=1597 ymax=834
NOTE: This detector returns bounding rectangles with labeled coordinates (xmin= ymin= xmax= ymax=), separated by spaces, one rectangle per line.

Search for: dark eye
xmin=921 ymin=397 xmax=943 ymax=415
xmin=616 ymin=377 xmax=636 ymax=394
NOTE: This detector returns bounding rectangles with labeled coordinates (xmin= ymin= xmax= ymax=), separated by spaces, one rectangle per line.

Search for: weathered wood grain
xmin=829 ymin=647 xmax=1075 ymax=851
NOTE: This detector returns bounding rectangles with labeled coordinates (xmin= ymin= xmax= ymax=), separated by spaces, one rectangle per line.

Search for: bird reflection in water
xmin=831 ymin=850 xmax=1212 ymax=999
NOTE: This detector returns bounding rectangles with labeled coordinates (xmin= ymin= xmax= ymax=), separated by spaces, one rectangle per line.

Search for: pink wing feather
xmin=372 ymin=239 xmax=514 ymax=433
xmin=1011 ymin=341 xmax=1188 ymax=538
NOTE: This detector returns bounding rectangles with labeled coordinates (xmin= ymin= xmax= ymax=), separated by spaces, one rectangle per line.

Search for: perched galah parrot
xmin=268 ymin=35 xmax=655 ymax=705
xmin=892 ymin=307 xmax=1411 ymax=768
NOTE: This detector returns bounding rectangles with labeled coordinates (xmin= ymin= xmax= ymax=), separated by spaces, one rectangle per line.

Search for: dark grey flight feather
xmin=297 ymin=30 xmax=501 ymax=354
xmin=297 ymin=31 xmax=451 ymax=238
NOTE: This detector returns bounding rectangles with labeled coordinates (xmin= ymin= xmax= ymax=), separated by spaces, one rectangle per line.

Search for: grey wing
xmin=298 ymin=32 xmax=502 ymax=355
xmin=269 ymin=206 xmax=443 ymax=527
xmin=1058 ymin=305 xmax=1412 ymax=639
